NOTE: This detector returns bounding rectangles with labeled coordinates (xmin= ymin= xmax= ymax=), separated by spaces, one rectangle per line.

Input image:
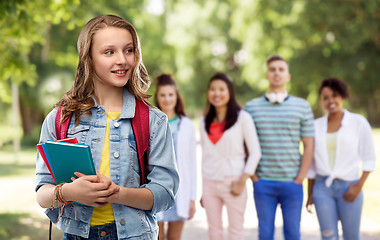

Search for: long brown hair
xmin=55 ymin=14 xmax=151 ymax=125
xmin=154 ymin=74 xmax=186 ymax=118
xmin=204 ymin=72 xmax=241 ymax=134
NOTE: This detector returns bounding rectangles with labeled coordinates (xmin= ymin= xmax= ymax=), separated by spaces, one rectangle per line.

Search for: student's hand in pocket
xmin=343 ymin=183 xmax=361 ymax=202
xmin=231 ymin=180 xmax=245 ymax=196
xmin=250 ymin=174 xmax=259 ymax=183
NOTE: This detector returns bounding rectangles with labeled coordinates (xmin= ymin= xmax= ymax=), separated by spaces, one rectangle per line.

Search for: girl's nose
xmin=116 ymin=52 xmax=127 ymax=65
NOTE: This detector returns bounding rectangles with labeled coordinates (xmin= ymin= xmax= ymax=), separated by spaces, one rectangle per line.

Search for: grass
xmin=0 ymin=213 xmax=63 ymax=240
xmin=0 ymin=147 xmax=64 ymax=239
xmin=0 ymin=148 xmax=37 ymax=178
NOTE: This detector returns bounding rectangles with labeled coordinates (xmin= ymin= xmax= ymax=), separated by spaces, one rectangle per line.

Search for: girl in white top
xmin=200 ymin=72 xmax=261 ymax=240
xmin=306 ymin=78 xmax=376 ymax=240
xmin=154 ymin=74 xmax=197 ymax=240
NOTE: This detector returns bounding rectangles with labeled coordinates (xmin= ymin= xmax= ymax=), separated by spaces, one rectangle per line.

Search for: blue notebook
xmin=44 ymin=141 xmax=96 ymax=184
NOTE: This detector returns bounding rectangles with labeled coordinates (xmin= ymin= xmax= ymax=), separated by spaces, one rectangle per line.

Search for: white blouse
xmin=200 ymin=110 xmax=262 ymax=180
xmin=307 ymin=109 xmax=376 ymax=187
xmin=175 ymin=116 xmax=197 ymax=219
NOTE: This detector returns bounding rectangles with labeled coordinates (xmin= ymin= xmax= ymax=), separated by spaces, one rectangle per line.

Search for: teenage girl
xmin=154 ymin=74 xmax=197 ymax=240
xmin=306 ymin=78 xmax=376 ymax=240
xmin=35 ymin=14 xmax=179 ymax=239
xmin=200 ymin=72 xmax=261 ymax=240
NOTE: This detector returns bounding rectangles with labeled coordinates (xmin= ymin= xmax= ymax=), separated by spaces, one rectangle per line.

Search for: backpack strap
xmin=131 ymin=98 xmax=150 ymax=185
xmin=55 ymin=107 xmax=71 ymax=140
xmin=55 ymin=98 xmax=150 ymax=185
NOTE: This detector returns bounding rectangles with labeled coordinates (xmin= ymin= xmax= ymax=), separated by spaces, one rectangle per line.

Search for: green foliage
xmin=1 ymin=0 xmax=380 ymax=141
xmin=254 ymin=0 xmax=380 ymax=122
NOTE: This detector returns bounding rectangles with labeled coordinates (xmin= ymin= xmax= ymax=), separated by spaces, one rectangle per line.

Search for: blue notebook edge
xmin=41 ymin=143 xmax=55 ymax=177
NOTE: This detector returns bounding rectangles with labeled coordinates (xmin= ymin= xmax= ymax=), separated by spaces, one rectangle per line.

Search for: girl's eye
xmin=125 ymin=49 xmax=133 ymax=53
xmin=105 ymin=50 xmax=114 ymax=55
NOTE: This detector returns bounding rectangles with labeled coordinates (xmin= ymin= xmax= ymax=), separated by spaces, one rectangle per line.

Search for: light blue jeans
xmin=313 ymin=175 xmax=363 ymax=240
xmin=253 ymin=180 xmax=303 ymax=240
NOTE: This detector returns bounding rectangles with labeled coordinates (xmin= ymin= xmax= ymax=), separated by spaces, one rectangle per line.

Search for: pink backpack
xmin=55 ymin=98 xmax=150 ymax=184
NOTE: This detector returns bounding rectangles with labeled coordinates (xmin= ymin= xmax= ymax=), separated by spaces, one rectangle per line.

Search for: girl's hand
xmin=305 ymin=196 xmax=314 ymax=213
xmin=251 ymin=174 xmax=259 ymax=183
xmin=188 ymin=200 xmax=196 ymax=220
xmin=231 ymin=180 xmax=245 ymax=196
xmin=63 ymin=172 xmax=119 ymax=207
xmin=94 ymin=173 xmax=120 ymax=203
xmin=343 ymin=183 xmax=361 ymax=202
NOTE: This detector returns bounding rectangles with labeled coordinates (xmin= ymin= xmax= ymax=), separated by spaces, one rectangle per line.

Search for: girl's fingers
xmin=74 ymin=172 xmax=86 ymax=178
xmin=96 ymin=188 xmax=119 ymax=198
xmin=74 ymin=172 xmax=100 ymax=183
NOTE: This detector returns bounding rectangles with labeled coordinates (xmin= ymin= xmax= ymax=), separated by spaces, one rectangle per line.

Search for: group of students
xmin=34 ymin=14 xmax=376 ymax=240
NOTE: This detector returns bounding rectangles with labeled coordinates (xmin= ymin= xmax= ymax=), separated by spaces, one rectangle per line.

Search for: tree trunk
xmin=12 ymin=83 xmax=20 ymax=163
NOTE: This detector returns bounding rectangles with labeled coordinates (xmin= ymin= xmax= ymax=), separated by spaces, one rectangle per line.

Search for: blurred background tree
xmin=0 ymin=0 xmax=379 ymax=148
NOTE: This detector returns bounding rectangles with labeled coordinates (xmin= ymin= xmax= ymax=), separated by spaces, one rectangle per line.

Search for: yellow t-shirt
xmin=90 ymin=112 xmax=120 ymax=226
xmin=326 ymin=131 xmax=337 ymax=170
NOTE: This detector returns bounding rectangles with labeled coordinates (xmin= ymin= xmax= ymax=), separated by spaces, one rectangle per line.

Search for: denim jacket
xmin=35 ymin=88 xmax=179 ymax=239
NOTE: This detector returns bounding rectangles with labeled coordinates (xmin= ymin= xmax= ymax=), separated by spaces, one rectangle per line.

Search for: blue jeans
xmin=62 ymin=222 xmax=118 ymax=240
xmin=313 ymin=176 xmax=363 ymax=240
xmin=253 ymin=180 xmax=303 ymax=240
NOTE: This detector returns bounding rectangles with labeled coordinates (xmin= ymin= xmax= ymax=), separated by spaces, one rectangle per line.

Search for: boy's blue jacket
xmin=35 ymin=88 xmax=179 ymax=239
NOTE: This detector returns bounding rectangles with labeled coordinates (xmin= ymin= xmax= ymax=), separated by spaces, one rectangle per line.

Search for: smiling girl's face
xmin=208 ymin=79 xmax=230 ymax=109
xmin=91 ymin=27 xmax=135 ymax=91
xmin=157 ymin=85 xmax=177 ymax=115
xmin=320 ymin=86 xmax=343 ymax=115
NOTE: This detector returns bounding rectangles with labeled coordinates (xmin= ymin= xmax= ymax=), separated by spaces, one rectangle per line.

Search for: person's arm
xmin=186 ymin=118 xmax=198 ymax=206
xmin=130 ymin=111 xmax=179 ymax=213
xmin=305 ymin=178 xmax=315 ymax=212
xmin=231 ymin=173 xmax=251 ymax=196
xmin=231 ymin=112 xmax=261 ymax=196
xmin=343 ymin=171 xmax=370 ymax=202
xmin=188 ymin=200 xmax=196 ymax=220
xmin=36 ymin=173 xmax=119 ymax=208
xmin=73 ymin=172 xmax=154 ymax=209
xmin=35 ymin=110 xmax=117 ymax=209
xmin=294 ymin=137 xmax=314 ymax=184
xmin=342 ymin=117 xmax=376 ymax=202
xmin=109 ymin=186 xmax=154 ymax=210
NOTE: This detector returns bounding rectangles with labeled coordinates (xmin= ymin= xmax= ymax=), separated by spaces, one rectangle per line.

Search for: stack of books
xmin=37 ymin=137 xmax=96 ymax=184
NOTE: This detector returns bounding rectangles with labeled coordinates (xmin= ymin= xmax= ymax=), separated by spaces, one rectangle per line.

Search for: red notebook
xmin=37 ymin=137 xmax=78 ymax=183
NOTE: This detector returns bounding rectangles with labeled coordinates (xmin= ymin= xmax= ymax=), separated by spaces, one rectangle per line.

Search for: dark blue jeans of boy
xmin=253 ymin=179 xmax=303 ymax=240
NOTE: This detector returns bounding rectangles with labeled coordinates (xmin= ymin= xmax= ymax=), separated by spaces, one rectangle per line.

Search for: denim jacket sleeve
xmin=35 ymin=108 xmax=59 ymax=191
xmin=144 ymin=108 xmax=179 ymax=214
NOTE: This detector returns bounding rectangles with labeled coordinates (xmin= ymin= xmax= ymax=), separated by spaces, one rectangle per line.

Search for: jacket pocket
xmin=67 ymin=124 xmax=90 ymax=143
